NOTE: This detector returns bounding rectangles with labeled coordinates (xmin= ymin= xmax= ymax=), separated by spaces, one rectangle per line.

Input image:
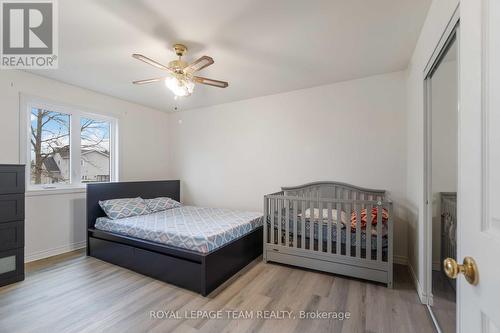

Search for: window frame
xmin=20 ymin=95 xmax=119 ymax=191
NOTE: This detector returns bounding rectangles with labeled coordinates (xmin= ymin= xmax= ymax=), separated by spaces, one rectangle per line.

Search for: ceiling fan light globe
xmin=165 ymin=76 xmax=195 ymax=97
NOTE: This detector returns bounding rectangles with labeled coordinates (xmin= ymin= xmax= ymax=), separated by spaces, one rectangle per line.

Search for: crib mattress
xmin=268 ymin=218 xmax=388 ymax=250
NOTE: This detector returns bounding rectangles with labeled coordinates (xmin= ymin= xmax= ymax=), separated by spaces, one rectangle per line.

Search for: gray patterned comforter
xmin=95 ymin=206 xmax=263 ymax=253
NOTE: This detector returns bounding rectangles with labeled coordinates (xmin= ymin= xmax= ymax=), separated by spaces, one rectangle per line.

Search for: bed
xmin=264 ymin=181 xmax=393 ymax=287
xmin=87 ymin=180 xmax=263 ymax=296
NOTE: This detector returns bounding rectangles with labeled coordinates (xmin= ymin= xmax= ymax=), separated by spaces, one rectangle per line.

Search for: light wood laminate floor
xmin=0 ymin=250 xmax=434 ymax=333
xmin=431 ymin=270 xmax=456 ymax=333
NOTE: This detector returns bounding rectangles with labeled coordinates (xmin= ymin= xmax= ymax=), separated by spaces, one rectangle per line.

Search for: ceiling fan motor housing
xmin=173 ymin=44 xmax=188 ymax=57
xmin=168 ymin=59 xmax=188 ymax=73
xmin=170 ymin=44 xmax=189 ymax=73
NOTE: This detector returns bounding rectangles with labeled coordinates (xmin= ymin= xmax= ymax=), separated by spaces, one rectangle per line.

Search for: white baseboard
xmin=25 ymin=245 xmax=411 ymax=265
xmin=393 ymin=255 xmax=408 ymax=265
xmin=25 ymin=241 xmax=86 ymax=263
xmin=393 ymin=256 xmax=428 ymax=305
xmin=408 ymin=262 xmax=428 ymax=304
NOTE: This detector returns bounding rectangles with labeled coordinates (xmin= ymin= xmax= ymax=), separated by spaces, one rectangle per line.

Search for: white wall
xmin=405 ymin=0 xmax=459 ymax=302
xmin=431 ymin=58 xmax=458 ymax=268
xmin=0 ymin=70 xmax=170 ymax=261
xmin=168 ymin=71 xmax=409 ymax=260
xmin=0 ymin=6 xmax=458 ymax=274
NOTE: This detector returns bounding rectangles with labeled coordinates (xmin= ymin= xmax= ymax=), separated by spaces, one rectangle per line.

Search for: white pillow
xmin=301 ymin=208 xmax=347 ymax=224
xmin=99 ymin=197 xmax=151 ymax=220
xmin=144 ymin=197 xmax=181 ymax=213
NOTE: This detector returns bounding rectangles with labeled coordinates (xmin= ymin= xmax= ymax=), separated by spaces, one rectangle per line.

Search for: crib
xmin=440 ymin=192 xmax=457 ymax=291
xmin=263 ymin=181 xmax=394 ymax=288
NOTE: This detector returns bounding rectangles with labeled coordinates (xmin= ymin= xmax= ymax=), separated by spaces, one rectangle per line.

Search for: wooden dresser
xmin=0 ymin=165 xmax=25 ymax=287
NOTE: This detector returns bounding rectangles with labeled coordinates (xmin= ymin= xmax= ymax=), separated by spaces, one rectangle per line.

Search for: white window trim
xmin=19 ymin=94 xmax=119 ymax=192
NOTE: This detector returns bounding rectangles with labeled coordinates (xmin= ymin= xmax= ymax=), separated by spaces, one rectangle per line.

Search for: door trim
xmin=422 ymin=5 xmax=460 ymax=333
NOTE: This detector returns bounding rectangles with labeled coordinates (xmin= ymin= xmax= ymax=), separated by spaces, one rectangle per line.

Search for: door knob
xmin=443 ymin=256 xmax=479 ymax=285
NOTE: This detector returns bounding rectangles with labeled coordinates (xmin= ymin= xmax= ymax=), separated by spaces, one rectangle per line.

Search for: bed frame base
xmin=89 ymin=227 xmax=262 ymax=296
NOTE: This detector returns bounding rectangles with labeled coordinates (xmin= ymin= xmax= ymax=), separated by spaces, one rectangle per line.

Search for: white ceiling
xmin=28 ymin=0 xmax=431 ymax=112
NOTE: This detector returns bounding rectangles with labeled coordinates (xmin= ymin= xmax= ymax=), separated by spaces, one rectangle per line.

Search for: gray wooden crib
xmin=440 ymin=192 xmax=457 ymax=291
xmin=263 ymin=181 xmax=394 ymax=287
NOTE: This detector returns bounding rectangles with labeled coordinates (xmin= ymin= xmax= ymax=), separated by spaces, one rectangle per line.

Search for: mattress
xmin=95 ymin=206 xmax=263 ymax=254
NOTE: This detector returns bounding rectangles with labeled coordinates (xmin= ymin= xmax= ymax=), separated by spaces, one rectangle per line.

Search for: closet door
xmin=458 ymin=1 xmax=500 ymax=331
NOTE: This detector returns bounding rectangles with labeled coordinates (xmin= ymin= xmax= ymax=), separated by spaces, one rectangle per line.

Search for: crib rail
xmin=441 ymin=192 xmax=457 ymax=269
xmin=281 ymin=181 xmax=386 ymax=202
xmin=264 ymin=193 xmax=393 ymax=261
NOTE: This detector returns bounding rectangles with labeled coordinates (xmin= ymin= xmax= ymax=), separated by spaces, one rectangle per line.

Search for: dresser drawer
xmin=0 ymin=221 xmax=24 ymax=251
xmin=0 ymin=194 xmax=24 ymax=223
xmin=0 ymin=165 xmax=24 ymax=195
xmin=0 ymin=248 xmax=24 ymax=287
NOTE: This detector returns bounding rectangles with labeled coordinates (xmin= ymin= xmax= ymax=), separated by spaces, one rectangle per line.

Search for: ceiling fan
xmin=132 ymin=44 xmax=228 ymax=98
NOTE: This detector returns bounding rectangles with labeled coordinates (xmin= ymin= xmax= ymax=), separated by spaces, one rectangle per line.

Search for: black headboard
xmin=86 ymin=180 xmax=180 ymax=229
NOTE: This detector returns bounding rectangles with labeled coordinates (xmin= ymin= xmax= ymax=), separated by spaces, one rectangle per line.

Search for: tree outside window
xmin=30 ymin=108 xmax=113 ymax=185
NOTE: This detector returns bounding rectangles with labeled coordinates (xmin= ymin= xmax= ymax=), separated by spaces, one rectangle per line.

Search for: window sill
xmin=26 ymin=186 xmax=87 ymax=197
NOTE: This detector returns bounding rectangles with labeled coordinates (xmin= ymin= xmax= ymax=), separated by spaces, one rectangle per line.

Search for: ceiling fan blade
xmin=184 ymin=56 xmax=214 ymax=74
xmin=132 ymin=77 xmax=165 ymax=85
xmin=193 ymin=76 xmax=228 ymax=88
xmin=132 ymin=54 xmax=173 ymax=73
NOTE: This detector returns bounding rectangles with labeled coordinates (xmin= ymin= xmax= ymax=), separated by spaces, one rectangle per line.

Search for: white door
xmin=458 ymin=0 xmax=500 ymax=331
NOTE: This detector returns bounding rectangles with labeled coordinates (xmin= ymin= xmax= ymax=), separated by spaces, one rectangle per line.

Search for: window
xmin=23 ymin=96 xmax=118 ymax=190
xmin=30 ymin=108 xmax=71 ymax=185
xmin=80 ymin=117 xmax=111 ymax=183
